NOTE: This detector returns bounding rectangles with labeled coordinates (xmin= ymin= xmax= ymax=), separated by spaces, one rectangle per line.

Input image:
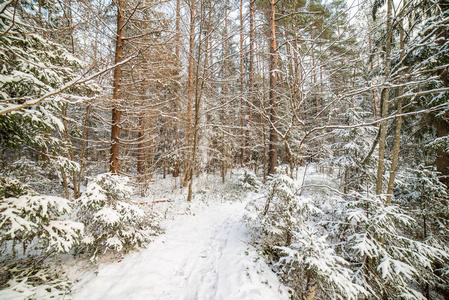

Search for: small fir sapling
xmin=236 ymin=170 xmax=261 ymax=191
xmin=75 ymin=173 xmax=160 ymax=260
xmin=0 ymin=177 xmax=83 ymax=257
xmin=0 ymin=5 xmax=98 ymax=198
xmin=395 ymin=165 xmax=449 ymax=295
xmin=276 ymin=226 xmax=366 ymax=300
xmin=395 ymin=165 xmax=449 ymax=241
xmin=333 ymin=192 xmax=449 ymax=299
xmin=0 ymin=179 xmax=82 ymax=299
xmin=246 ymin=168 xmax=449 ymax=299
xmin=322 ymin=107 xmax=378 ymax=193
xmin=245 ymin=174 xmax=363 ymax=299
xmin=0 ymin=257 xmax=73 ymax=299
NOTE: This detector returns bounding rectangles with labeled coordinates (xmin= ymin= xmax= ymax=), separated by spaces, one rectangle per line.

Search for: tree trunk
xmin=183 ymin=0 xmax=196 ymax=187
xmin=175 ymin=0 xmax=181 ymax=59
xmin=371 ymin=59 xmax=379 ymax=122
xmin=110 ymin=0 xmax=125 ymax=174
xmin=187 ymin=0 xmax=207 ymax=202
xmin=436 ymin=118 xmax=449 ymax=186
xmin=386 ymin=51 xmax=404 ymax=203
xmin=187 ymin=78 xmax=201 ymax=202
xmin=221 ymin=7 xmax=229 ymax=183
xmin=240 ymin=0 xmax=246 ymax=165
xmin=77 ymin=104 xmax=92 ymax=197
xmin=385 ymin=7 xmax=406 ymax=204
xmin=247 ymin=0 xmax=255 ymax=168
xmin=60 ymin=103 xmax=76 ymax=199
xmin=375 ymin=0 xmax=393 ymax=195
xmin=137 ymin=114 xmax=145 ymax=178
xmin=267 ymin=0 xmax=278 ymax=176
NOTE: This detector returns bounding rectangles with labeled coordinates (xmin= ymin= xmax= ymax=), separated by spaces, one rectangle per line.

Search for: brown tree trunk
xmin=267 ymin=0 xmax=278 ymax=176
xmin=386 ymin=98 xmax=402 ymax=203
xmin=187 ymin=90 xmax=200 ymax=202
xmin=175 ymin=0 xmax=181 ymax=59
xmin=182 ymin=0 xmax=196 ymax=187
xmin=187 ymin=0 xmax=208 ymax=202
xmin=240 ymin=0 xmax=246 ymax=165
xmin=247 ymin=0 xmax=255 ymax=167
xmin=221 ymin=8 xmax=229 ymax=183
xmin=137 ymin=114 xmax=145 ymax=177
xmin=110 ymin=0 xmax=125 ymax=174
xmin=170 ymin=0 xmax=181 ymax=179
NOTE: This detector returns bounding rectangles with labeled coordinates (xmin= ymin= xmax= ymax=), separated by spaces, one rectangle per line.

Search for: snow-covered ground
xmin=71 ymin=197 xmax=290 ymax=300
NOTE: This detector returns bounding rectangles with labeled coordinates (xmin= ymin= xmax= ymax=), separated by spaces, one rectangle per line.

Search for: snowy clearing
xmin=71 ymin=199 xmax=290 ymax=300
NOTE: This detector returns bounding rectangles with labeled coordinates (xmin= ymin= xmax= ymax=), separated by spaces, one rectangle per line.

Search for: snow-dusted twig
xmin=0 ymin=55 xmax=138 ymax=116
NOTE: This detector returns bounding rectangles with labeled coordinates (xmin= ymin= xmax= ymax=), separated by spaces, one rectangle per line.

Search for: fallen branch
xmin=138 ymin=199 xmax=172 ymax=205
xmin=152 ymin=199 xmax=172 ymax=204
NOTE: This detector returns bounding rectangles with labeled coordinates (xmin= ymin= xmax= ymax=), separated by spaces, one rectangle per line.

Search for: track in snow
xmin=72 ymin=201 xmax=289 ymax=300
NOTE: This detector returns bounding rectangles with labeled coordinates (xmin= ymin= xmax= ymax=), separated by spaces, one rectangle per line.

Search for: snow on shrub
xmin=245 ymin=174 xmax=362 ymax=299
xmin=0 ymin=257 xmax=72 ymax=299
xmin=338 ymin=194 xmax=449 ymax=299
xmin=0 ymin=176 xmax=34 ymax=199
xmin=75 ymin=173 xmax=159 ymax=260
xmin=0 ymin=194 xmax=83 ymax=256
xmin=235 ymin=170 xmax=261 ymax=191
xmin=276 ymin=227 xmax=366 ymax=300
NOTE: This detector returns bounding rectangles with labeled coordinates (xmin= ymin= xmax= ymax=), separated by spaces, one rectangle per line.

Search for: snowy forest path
xmin=72 ymin=200 xmax=289 ymax=300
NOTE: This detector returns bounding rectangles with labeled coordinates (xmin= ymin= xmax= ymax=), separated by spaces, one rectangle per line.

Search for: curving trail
xmin=72 ymin=201 xmax=289 ymax=300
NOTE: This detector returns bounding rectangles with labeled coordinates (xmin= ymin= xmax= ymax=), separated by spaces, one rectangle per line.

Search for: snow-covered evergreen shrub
xmin=0 ymin=194 xmax=83 ymax=256
xmin=2 ymin=157 xmax=78 ymax=196
xmin=329 ymin=192 xmax=449 ymax=299
xmin=276 ymin=227 xmax=366 ymax=300
xmin=322 ymin=107 xmax=378 ymax=193
xmin=245 ymin=174 xmax=362 ymax=299
xmin=0 ymin=257 xmax=72 ymax=299
xmin=75 ymin=173 xmax=159 ymax=260
xmin=246 ymin=169 xmax=449 ymax=299
xmin=1 ymin=4 xmax=97 ymax=198
xmin=395 ymin=165 xmax=449 ymax=295
xmin=0 ymin=176 xmax=34 ymax=199
xmin=236 ymin=170 xmax=261 ymax=191
xmin=395 ymin=165 xmax=449 ymax=241
xmin=259 ymin=175 xmax=305 ymax=247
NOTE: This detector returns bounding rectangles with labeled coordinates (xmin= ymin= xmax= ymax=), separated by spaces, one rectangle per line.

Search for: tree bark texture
xmin=221 ymin=8 xmax=229 ymax=183
xmin=240 ymin=0 xmax=246 ymax=165
xmin=110 ymin=0 xmax=125 ymax=174
xmin=247 ymin=0 xmax=255 ymax=166
xmin=182 ymin=0 xmax=196 ymax=187
xmin=267 ymin=0 xmax=278 ymax=176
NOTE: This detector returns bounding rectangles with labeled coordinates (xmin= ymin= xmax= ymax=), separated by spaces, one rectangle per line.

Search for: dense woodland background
xmin=1 ymin=0 xmax=449 ymax=298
